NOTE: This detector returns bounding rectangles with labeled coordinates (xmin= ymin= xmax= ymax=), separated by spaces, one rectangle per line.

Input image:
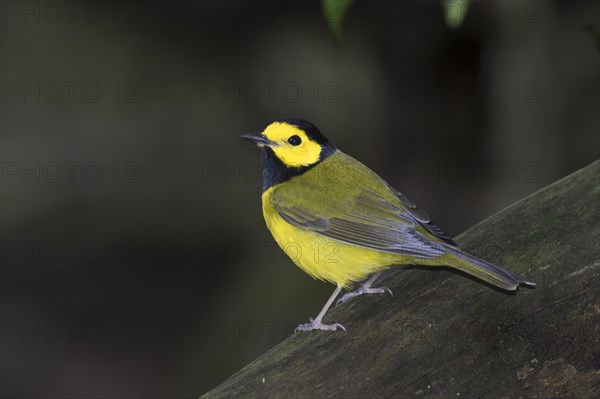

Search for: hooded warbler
xmin=242 ymin=118 xmax=535 ymax=332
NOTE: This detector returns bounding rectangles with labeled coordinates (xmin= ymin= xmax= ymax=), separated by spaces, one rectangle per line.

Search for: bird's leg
xmin=295 ymin=285 xmax=346 ymax=333
xmin=336 ymin=271 xmax=393 ymax=307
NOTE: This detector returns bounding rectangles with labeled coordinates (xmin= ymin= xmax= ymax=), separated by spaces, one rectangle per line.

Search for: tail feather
xmin=445 ymin=246 xmax=536 ymax=291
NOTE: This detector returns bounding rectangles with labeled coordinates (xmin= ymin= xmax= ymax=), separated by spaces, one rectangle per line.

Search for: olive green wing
xmin=313 ymin=151 xmax=456 ymax=246
xmin=272 ymin=184 xmax=445 ymax=259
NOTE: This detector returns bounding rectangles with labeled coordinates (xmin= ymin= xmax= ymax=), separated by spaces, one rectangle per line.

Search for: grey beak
xmin=241 ymin=133 xmax=276 ymax=147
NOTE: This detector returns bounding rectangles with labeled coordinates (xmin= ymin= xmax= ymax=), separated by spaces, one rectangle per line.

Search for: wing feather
xmin=389 ymin=187 xmax=457 ymax=246
xmin=274 ymin=188 xmax=444 ymax=259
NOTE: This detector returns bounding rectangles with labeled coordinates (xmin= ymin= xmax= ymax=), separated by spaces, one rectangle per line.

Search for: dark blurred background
xmin=0 ymin=0 xmax=598 ymax=397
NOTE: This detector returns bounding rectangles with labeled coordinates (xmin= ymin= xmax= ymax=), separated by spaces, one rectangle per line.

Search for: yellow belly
xmin=262 ymin=187 xmax=400 ymax=288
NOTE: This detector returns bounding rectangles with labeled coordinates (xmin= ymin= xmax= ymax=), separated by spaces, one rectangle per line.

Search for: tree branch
xmin=202 ymin=160 xmax=600 ymax=399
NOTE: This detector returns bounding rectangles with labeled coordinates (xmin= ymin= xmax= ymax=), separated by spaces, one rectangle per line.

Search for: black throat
xmin=259 ymin=144 xmax=336 ymax=192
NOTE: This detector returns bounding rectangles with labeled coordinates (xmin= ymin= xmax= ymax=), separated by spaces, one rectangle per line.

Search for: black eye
xmin=287 ymin=135 xmax=302 ymax=146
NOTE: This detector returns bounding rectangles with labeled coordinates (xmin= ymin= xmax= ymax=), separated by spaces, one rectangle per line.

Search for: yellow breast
xmin=262 ymin=186 xmax=398 ymax=288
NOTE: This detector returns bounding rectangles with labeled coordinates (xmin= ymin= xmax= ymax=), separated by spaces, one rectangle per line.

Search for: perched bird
xmin=242 ymin=118 xmax=535 ymax=332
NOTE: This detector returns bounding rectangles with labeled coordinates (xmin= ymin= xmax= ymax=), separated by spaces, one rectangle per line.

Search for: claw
xmin=294 ymin=319 xmax=346 ymax=333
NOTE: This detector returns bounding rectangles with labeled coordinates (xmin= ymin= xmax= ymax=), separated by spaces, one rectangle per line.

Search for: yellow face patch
xmin=262 ymin=122 xmax=322 ymax=168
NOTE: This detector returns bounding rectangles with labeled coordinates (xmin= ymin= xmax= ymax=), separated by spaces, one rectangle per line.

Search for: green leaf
xmin=322 ymin=0 xmax=354 ymax=43
xmin=442 ymin=0 xmax=470 ymax=29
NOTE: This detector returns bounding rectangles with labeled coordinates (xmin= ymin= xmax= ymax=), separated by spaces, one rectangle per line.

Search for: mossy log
xmin=202 ymin=160 xmax=600 ymax=399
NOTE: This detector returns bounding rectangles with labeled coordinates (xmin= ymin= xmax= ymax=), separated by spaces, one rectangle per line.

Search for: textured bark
xmin=202 ymin=160 xmax=600 ymax=399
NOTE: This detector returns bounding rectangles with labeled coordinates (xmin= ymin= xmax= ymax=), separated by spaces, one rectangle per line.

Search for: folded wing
xmin=274 ymin=188 xmax=445 ymax=259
